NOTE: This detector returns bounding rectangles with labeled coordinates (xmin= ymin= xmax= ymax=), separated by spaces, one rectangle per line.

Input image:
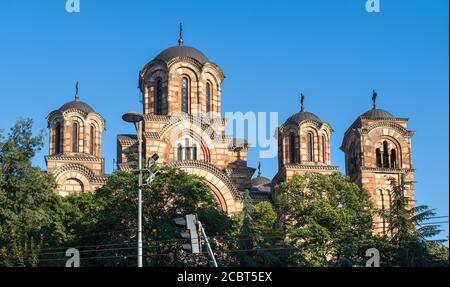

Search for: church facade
xmin=44 ymin=31 xmax=415 ymax=231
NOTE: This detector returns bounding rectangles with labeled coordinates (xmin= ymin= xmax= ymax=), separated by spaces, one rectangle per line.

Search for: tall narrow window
xmin=376 ymin=148 xmax=382 ymax=168
xmin=290 ymin=133 xmax=296 ymax=163
xmin=192 ymin=143 xmax=198 ymax=160
xmin=184 ymin=138 xmax=191 ymax=160
xmin=322 ymin=135 xmax=326 ymax=163
xmin=156 ymin=80 xmax=163 ymax=115
xmin=307 ymin=133 xmax=313 ymax=162
xmin=382 ymin=141 xmax=389 ymax=168
xmin=72 ymin=123 xmax=78 ymax=153
xmin=90 ymin=125 xmax=95 ymax=155
xmin=206 ymin=82 xmax=211 ymax=113
xmin=390 ymin=149 xmax=397 ymax=168
xmin=181 ymin=77 xmax=189 ymax=113
xmin=177 ymin=144 xmax=183 ymax=161
xmin=55 ymin=123 xmax=61 ymax=154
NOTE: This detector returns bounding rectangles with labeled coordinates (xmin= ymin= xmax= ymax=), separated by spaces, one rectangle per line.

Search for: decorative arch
xmin=371 ymin=135 xmax=403 ymax=168
xmin=53 ymin=164 xmax=96 ymax=195
xmin=167 ymin=161 xmax=243 ymax=214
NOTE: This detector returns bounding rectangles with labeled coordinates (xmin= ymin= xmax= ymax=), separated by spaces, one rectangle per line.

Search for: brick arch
xmin=167 ymin=161 xmax=243 ymax=214
xmin=367 ymin=127 xmax=409 ymax=168
xmin=366 ymin=121 xmax=410 ymax=137
xmin=54 ymin=168 xmax=92 ymax=196
xmin=372 ymin=136 xmax=403 ymax=168
xmin=157 ymin=118 xmax=219 ymax=161
xmin=157 ymin=127 xmax=218 ymax=164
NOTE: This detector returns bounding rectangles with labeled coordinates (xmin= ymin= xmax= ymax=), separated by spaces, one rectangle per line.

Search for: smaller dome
xmin=361 ymin=109 xmax=395 ymax=119
xmin=59 ymin=100 xmax=95 ymax=114
xmin=155 ymin=46 xmax=209 ymax=65
xmin=251 ymin=176 xmax=271 ymax=187
xmin=285 ymin=111 xmax=322 ymax=125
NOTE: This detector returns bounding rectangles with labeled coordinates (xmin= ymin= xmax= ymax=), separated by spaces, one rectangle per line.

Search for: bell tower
xmin=274 ymin=94 xmax=338 ymax=183
xmin=45 ymin=82 xmax=107 ymax=196
xmin=341 ymin=91 xmax=415 ymax=234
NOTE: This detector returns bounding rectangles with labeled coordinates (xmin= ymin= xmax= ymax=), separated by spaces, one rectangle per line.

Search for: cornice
xmin=45 ymin=154 xmax=104 ymax=163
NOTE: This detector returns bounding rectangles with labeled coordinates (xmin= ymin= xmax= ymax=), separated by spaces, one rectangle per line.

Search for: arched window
xmin=390 ymin=149 xmax=397 ymax=168
xmin=55 ymin=123 xmax=61 ymax=154
xmin=90 ymin=125 xmax=95 ymax=156
xmin=192 ymin=143 xmax=198 ymax=160
xmin=177 ymin=144 xmax=183 ymax=161
xmin=181 ymin=77 xmax=189 ymax=113
xmin=155 ymin=80 xmax=163 ymax=115
xmin=290 ymin=133 xmax=296 ymax=163
xmin=206 ymin=82 xmax=212 ymax=113
xmin=376 ymin=148 xmax=382 ymax=168
xmin=322 ymin=135 xmax=326 ymax=163
xmin=382 ymin=141 xmax=389 ymax=168
xmin=184 ymin=138 xmax=191 ymax=160
xmin=307 ymin=133 xmax=313 ymax=162
xmin=72 ymin=123 xmax=78 ymax=153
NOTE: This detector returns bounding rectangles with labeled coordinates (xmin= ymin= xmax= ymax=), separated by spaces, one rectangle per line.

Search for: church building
xmin=44 ymin=27 xmax=416 ymax=233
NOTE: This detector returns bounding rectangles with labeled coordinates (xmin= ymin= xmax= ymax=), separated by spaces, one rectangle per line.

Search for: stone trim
xmin=361 ymin=167 xmax=415 ymax=173
xmin=53 ymin=163 xmax=97 ymax=181
xmin=362 ymin=121 xmax=415 ymax=137
xmin=117 ymin=162 xmax=134 ymax=172
xmin=224 ymin=167 xmax=256 ymax=177
xmin=360 ymin=116 xmax=409 ymax=121
xmin=143 ymin=132 xmax=160 ymax=139
xmin=284 ymin=164 xmax=339 ymax=170
xmin=117 ymin=134 xmax=138 ymax=145
xmin=47 ymin=109 xmax=105 ymax=124
xmin=45 ymin=154 xmax=104 ymax=163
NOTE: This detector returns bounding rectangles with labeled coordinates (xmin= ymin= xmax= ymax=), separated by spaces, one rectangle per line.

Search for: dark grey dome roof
xmin=59 ymin=100 xmax=95 ymax=114
xmin=285 ymin=111 xmax=322 ymax=124
xmin=361 ymin=109 xmax=395 ymax=119
xmin=155 ymin=46 xmax=209 ymax=64
xmin=251 ymin=176 xmax=271 ymax=187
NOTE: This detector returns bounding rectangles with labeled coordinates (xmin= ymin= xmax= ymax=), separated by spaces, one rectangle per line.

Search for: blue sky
xmin=0 ymin=1 xmax=448 ymax=238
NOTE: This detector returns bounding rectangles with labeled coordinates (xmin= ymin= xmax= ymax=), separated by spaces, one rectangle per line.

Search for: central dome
xmin=285 ymin=111 xmax=322 ymax=125
xmin=155 ymin=45 xmax=209 ymax=64
xmin=59 ymin=100 xmax=95 ymax=114
xmin=360 ymin=108 xmax=395 ymax=119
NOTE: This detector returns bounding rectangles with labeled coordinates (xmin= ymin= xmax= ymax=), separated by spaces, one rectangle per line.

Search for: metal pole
xmin=137 ymin=121 xmax=143 ymax=268
xmin=199 ymin=221 xmax=218 ymax=267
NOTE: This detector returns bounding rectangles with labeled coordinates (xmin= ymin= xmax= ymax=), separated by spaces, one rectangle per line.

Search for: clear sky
xmin=0 ymin=1 xmax=448 ymax=239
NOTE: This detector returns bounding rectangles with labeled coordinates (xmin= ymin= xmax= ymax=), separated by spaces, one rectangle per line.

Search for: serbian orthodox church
xmin=44 ymin=26 xmax=415 ymax=232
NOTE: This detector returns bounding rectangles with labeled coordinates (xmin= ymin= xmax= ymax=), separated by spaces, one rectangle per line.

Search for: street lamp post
xmin=122 ymin=112 xmax=145 ymax=267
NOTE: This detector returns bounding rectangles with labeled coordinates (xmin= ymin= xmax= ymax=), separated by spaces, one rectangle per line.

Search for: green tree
xmin=382 ymin=176 xmax=447 ymax=267
xmin=276 ymin=173 xmax=375 ymax=267
xmin=62 ymin=167 xmax=234 ymax=267
xmin=0 ymin=119 xmax=67 ymax=267
xmin=231 ymin=194 xmax=288 ymax=267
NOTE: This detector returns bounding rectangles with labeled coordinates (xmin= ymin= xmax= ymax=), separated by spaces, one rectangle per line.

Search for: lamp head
xmin=122 ymin=112 xmax=144 ymax=123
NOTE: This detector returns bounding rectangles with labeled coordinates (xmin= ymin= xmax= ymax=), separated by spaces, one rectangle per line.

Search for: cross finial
xmin=300 ymin=93 xmax=305 ymax=112
xmin=178 ymin=22 xmax=184 ymax=46
xmin=75 ymin=81 xmax=79 ymax=101
xmin=257 ymin=161 xmax=261 ymax=177
xmin=372 ymin=89 xmax=377 ymax=110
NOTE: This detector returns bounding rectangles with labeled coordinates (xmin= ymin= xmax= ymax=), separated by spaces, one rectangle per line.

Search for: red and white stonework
xmin=45 ymin=93 xmax=107 ymax=196
xmin=341 ymin=107 xmax=415 ymax=233
xmin=45 ymin=38 xmax=415 ymax=225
